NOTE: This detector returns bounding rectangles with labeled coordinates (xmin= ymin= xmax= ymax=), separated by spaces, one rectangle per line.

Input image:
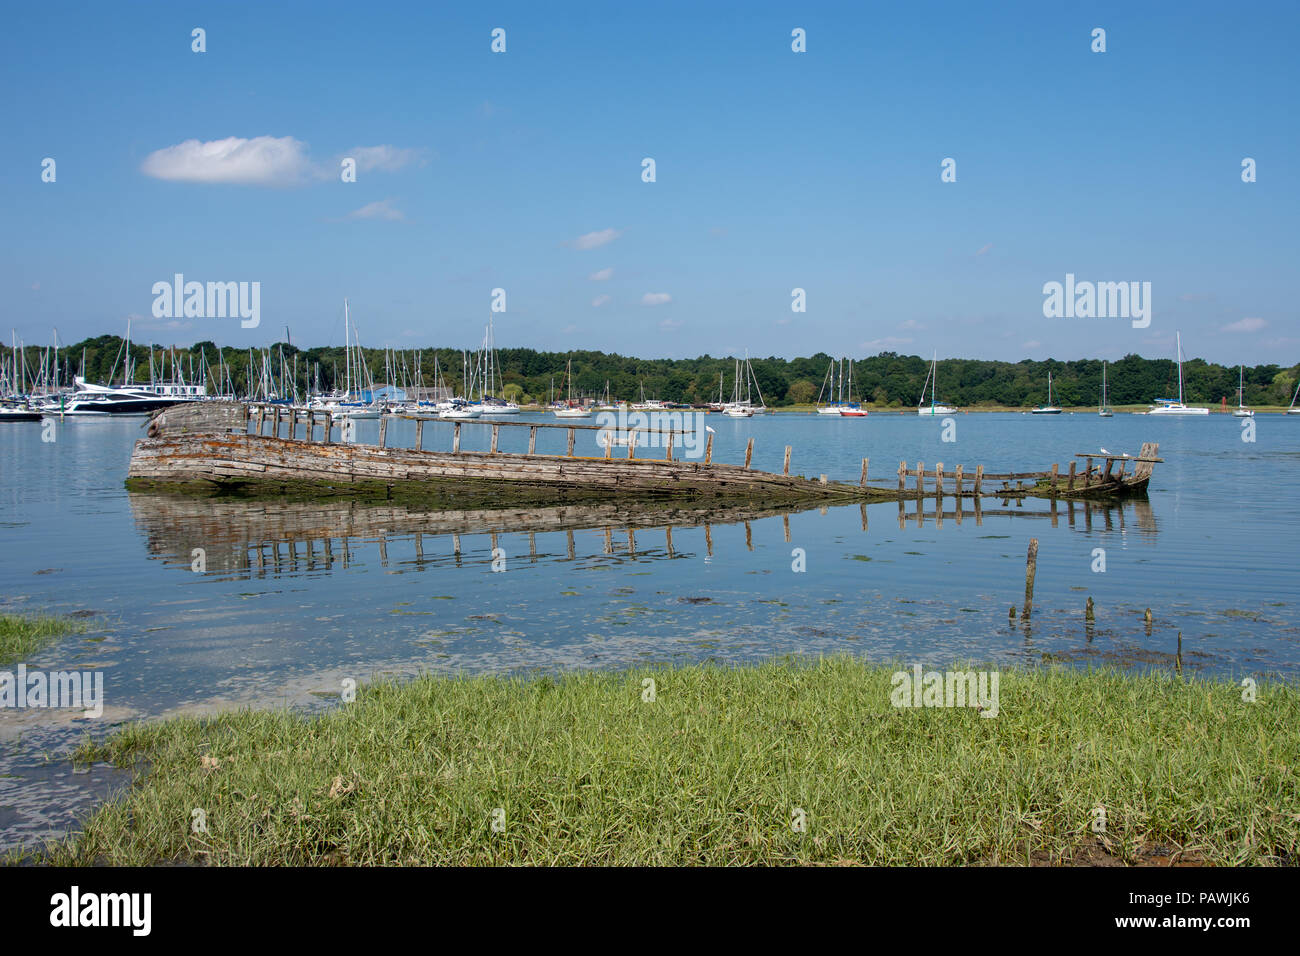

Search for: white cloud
xmin=141 ymin=135 xmax=318 ymax=186
xmin=561 ymin=324 xmax=578 ymax=334
xmin=141 ymin=137 xmax=427 ymax=186
xmin=592 ymin=294 xmax=612 ymax=307
xmin=659 ymin=318 xmax=682 ymax=330
xmin=1022 ymin=340 xmax=1042 ymax=349
xmin=568 ymin=228 xmax=622 ymax=250
xmin=345 ymin=199 xmax=404 ymax=221
xmin=859 ymin=336 xmax=913 ymax=350
xmin=1222 ymin=317 xmax=1266 ymax=333
xmin=588 ymin=267 xmax=614 ymax=281
xmin=899 ymin=319 xmax=924 ymax=330
xmin=642 ymin=292 xmax=672 ymax=306
xmin=975 ymin=243 xmax=992 ymax=257
xmin=346 ymin=145 xmax=427 ymax=173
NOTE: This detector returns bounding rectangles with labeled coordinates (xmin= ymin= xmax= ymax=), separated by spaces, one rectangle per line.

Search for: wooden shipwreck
xmin=125 ymin=402 xmax=1160 ymax=506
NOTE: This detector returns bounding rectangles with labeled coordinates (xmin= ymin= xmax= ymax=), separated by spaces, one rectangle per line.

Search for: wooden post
xmin=245 ymin=403 xmax=254 ymax=433
xmin=954 ymin=464 xmax=963 ymax=497
xmin=566 ymin=428 xmax=575 ymax=457
xmin=975 ymin=464 xmax=983 ymax=497
xmin=898 ymin=461 xmax=906 ymax=493
xmin=783 ymin=514 xmax=791 ymax=542
xmin=1085 ymin=596 xmax=1095 ymax=622
xmin=491 ymin=424 xmax=500 ymax=454
xmin=783 ymin=445 xmax=792 ymax=476
xmin=915 ymin=461 xmax=924 ymax=495
xmin=528 ymin=426 xmax=537 ymax=455
xmin=1049 ymin=462 xmax=1058 ymax=495
xmin=935 ymin=463 xmax=944 ymax=499
xmin=666 ymin=430 xmax=674 ymax=461
xmin=378 ymin=415 xmax=388 ymax=448
xmin=1084 ymin=456 xmax=1094 ymax=489
xmin=744 ymin=438 xmax=754 ymax=470
xmin=1021 ymin=538 xmax=1039 ymax=621
xmin=415 ymin=418 xmax=424 ymax=451
xmin=288 ymin=406 xmax=297 ymax=440
xmin=627 ymin=430 xmax=637 ymax=459
xmin=704 ymin=432 xmax=714 ymax=465
xmin=323 ymin=412 xmax=333 ymax=444
xmin=256 ymin=405 xmax=266 ymax=436
xmin=1067 ymin=461 xmax=1076 ymax=491
xmin=452 ymin=422 xmax=461 ymax=454
xmin=860 ymin=458 xmax=869 ymax=487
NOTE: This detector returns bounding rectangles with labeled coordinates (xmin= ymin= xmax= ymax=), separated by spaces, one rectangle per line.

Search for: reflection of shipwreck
xmin=892 ymin=492 xmax=1156 ymax=532
xmin=130 ymin=488 xmax=1154 ymax=579
xmin=128 ymin=492 xmax=839 ymax=575
xmin=126 ymin=403 xmax=1162 ymax=506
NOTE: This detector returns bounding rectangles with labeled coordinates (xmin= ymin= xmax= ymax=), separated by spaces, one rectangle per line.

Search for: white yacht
xmin=916 ymin=352 xmax=957 ymax=416
xmin=46 ymin=377 xmax=203 ymax=416
xmin=1031 ymin=372 xmax=1063 ymax=414
xmin=1232 ymin=365 xmax=1253 ymax=418
xmin=721 ymin=354 xmax=768 ymax=416
xmin=552 ymin=358 xmax=592 ymax=418
xmin=1146 ymin=333 xmax=1209 ymax=415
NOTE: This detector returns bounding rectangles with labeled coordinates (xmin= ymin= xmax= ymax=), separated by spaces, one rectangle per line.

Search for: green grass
xmin=0 ymin=614 xmax=86 ymax=667
xmin=35 ymin=657 xmax=1300 ymax=866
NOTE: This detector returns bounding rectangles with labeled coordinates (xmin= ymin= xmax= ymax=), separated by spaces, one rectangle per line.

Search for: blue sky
xmin=3 ymin=1 xmax=1297 ymax=365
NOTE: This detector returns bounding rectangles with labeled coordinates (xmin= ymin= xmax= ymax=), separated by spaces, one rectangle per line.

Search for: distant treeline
xmin=6 ymin=334 xmax=1299 ymax=408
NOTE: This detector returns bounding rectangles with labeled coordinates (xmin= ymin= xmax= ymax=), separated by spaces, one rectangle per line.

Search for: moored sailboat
xmin=1232 ymin=365 xmax=1254 ymax=418
xmin=916 ymin=352 xmax=957 ymax=416
xmin=1031 ymin=371 xmax=1062 ymax=414
xmin=1098 ymin=361 xmax=1113 ymax=417
xmin=1146 ymin=332 xmax=1209 ymax=415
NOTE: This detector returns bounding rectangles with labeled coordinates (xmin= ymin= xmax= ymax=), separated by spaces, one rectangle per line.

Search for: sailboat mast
xmin=1176 ymin=332 xmax=1185 ymax=404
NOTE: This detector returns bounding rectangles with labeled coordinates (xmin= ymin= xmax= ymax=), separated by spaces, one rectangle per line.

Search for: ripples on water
xmin=1 ymin=411 xmax=1298 ymax=849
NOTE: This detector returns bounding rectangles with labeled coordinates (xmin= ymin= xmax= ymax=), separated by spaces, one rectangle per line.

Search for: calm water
xmin=2 ymin=410 xmax=1298 ymax=850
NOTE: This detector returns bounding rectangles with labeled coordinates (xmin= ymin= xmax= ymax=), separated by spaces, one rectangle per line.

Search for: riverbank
xmin=34 ymin=657 xmax=1300 ymax=866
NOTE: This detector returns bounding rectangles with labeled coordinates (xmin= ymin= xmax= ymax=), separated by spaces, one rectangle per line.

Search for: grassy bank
xmin=0 ymin=614 xmax=85 ymax=667
xmin=40 ymin=658 xmax=1300 ymax=866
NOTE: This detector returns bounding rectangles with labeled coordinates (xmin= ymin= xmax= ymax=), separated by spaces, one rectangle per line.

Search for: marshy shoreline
xmin=19 ymin=656 xmax=1299 ymax=867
